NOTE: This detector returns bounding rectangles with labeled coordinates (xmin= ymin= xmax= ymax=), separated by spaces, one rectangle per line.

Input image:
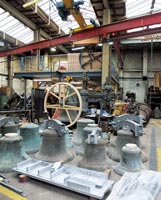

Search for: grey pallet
xmin=13 ymin=158 xmax=114 ymax=199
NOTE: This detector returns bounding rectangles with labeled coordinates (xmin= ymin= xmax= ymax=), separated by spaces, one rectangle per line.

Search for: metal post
xmin=24 ymin=79 xmax=27 ymax=110
xmin=7 ymin=55 xmax=12 ymax=88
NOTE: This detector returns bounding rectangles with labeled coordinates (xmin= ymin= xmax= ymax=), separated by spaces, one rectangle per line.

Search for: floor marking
xmin=150 ymin=120 xmax=161 ymax=129
xmin=149 ymin=127 xmax=157 ymax=171
xmin=157 ymin=148 xmax=161 ymax=172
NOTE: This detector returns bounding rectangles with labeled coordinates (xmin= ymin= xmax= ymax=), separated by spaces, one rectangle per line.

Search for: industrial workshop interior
xmin=1 ymin=0 xmax=161 ymax=199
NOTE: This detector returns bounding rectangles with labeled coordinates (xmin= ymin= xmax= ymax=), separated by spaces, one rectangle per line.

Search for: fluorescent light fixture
xmin=97 ymin=43 xmax=103 ymax=46
xmin=23 ymin=0 xmax=40 ymax=8
xmin=71 ymin=46 xmax=85 ymax=51
xmin=120 ymin=39 xmax=161 ymax=44
xmin=108 ymin=41 xmax=113 ymax=45
xmin=97 ymin=42 xmax=113 ymax=46
xmin=50 ymin=47 xmax=56 ymax=52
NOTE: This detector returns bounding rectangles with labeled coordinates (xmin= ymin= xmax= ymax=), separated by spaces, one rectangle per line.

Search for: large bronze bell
xmin=76 ymin=123 xmax=102 ymax=156
xmin=20 ymin=123 xmax=42 ymax=154
xmin=108 ymin=129 xmax=148 ymax=162
xmin=114 ymin=143 xmax=145 ymax=175
xmin=35 ymin=124 xmax=74 ymax=163
xmin=78 ymin=138 xmax=111 ymax=171
xmin=72 ymin=118 xmax=95 ymax=146
xmin=1 ymin=121 xmax=18 ymax=136
xmin=0 ymin=133 xmax=29 ymax=172
xmin=78 ymin=129 xmax=111 ymax=171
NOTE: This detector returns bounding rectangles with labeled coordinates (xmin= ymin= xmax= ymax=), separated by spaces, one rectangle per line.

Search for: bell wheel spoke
xmin=64 ymin=105 xmax=80 ymax=111
xmin=64 ymin=92 xmax=76 ymax=100
xmin=65 ymin=109 xmax=73 ymax=124
xmin=46 ymin=104 xmax=61 ymax=109
xmin=49 ymin=91 xmax=59 ymax=100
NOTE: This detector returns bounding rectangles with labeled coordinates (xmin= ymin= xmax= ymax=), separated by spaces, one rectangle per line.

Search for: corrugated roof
xmin=126 ymin=0 xmax=161 ymax=17
xmin=1 ymin=0 xmax=161 ymax=46
xmin=0 ymin=0 xmax=99 ymax=44
xmin=0 ymin=7 xmax=33 ymax=44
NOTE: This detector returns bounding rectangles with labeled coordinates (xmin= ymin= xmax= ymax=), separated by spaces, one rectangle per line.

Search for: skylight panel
xmin=4 ymin=22 xmax=22 ymax=33
xmin=153 ymin=1 xmax=161 ymax=12
xmin=126 ymin=0 xmax=152 ymax=17
xmin=0 ymin=7 xmax=5 ymax=14
xmin=7 ymin=26 xmax=27 ymax=36
xmin=0 ymin=7 xmax=33 ymax=44
xmin=0 ymin=12 xmax=10 ymax=22
xmin=16 ymin=29 xmax=33 ymax=44
xmin=0 ymin=17 xmax=15 ymax=30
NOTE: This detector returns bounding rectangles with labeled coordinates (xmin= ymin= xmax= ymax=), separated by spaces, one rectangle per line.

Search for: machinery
xmin=0 ymin=88 xmax=32 ymax=121
xmin=113 ymin=102 xmax=129 ymax=115
xmin=56 ymin=0 xmax=84 ymax=21
xmin=113 ymin=98 xmax=151 ymax=125
xmin=88 ymin=84 xmax=115 ymax=113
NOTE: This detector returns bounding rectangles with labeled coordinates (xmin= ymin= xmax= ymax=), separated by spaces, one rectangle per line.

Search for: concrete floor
xmin=0 ymin=118 xmax=160 ymax=200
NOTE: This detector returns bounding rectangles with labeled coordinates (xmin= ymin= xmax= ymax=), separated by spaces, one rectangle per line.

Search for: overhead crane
xmin=0 ymin=12 xmax=161 ymax=58
xmin=56 ymin=0 xmax=97 ymax=32
xmin=23 ymin=0 xmax=95 ymax=31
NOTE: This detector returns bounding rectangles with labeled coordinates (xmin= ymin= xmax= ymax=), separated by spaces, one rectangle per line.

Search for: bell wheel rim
xmin=44 ymin=82 xmax=82 ymax=128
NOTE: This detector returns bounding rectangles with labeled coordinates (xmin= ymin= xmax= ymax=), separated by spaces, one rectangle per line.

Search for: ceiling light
xmin=71 ymin=46 xmax=85 ymax=51
xmin=97 ymin=43 xmax=103 ymax=46
xmin=50 ymin=47 xmax=56 ymax=52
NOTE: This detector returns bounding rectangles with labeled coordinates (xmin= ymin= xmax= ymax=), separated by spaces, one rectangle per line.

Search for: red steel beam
xmin=111 ymin=27 xmax=161 ymax=41
xmin=1 ymin=12 xmax=161 ymax=57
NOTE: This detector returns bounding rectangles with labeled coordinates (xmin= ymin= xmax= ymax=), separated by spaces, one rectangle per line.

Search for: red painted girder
xmin=1 ymin=12 xmax=161 ymax=57
xmin=111 ymin=27 xmax=161 ymax=41
xmin=113 ymin=41 xmax=123 ymax=69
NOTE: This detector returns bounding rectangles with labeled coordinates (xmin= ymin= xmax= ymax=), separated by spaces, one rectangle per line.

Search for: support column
xmin=143 ymin=47 xmax=148 ymax=79
xmin=7 ymin=55 xmax=12 ymax=88
xmin=34 ymin=29 xmax=41 ymax=71
xmin=24 ymin=79 xmax=27 ymax=110
xmin=101 ymin=9 xmax=111 ymax=86
xmin=34 ymin=29 xmax=41 ymax=89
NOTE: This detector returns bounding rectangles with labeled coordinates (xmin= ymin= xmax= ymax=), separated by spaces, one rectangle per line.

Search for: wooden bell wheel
xmin=44 ymin=82 xmax=82 ymax=128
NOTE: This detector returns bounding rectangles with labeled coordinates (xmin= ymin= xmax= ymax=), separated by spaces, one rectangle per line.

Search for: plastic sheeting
xmin=106 ymin=170 xmax=161 ymax=200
